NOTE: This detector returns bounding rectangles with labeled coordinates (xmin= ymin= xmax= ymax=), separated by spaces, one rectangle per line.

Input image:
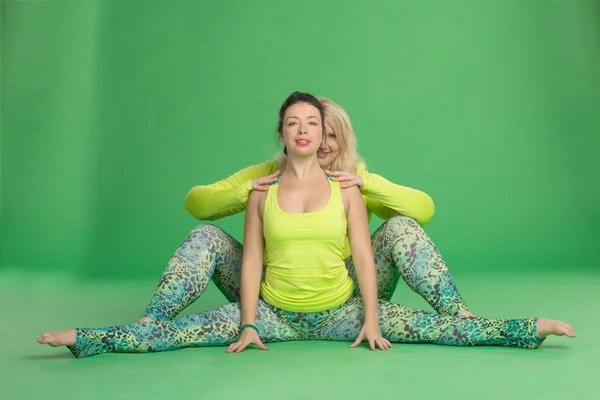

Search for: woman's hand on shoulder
xmin=326 ymin=170 xmax=364 ymax=189
xmin=251 ymin=170 xmax=280 ymax=191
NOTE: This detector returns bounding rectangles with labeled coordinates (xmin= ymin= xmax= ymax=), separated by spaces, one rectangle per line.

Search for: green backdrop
xmin=2 ymin=0 xmax=599 ymax=279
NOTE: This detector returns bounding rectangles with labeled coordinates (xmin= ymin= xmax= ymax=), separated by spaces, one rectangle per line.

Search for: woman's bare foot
xmin=37 ymin=329 xmax=76 ymax=347
xmin=536 ymin=318 xmax=577 ymax=339
xmin=458 ymin=310 xmax=474 ymax=317
xmin=138 ymin=317 xmax=153 ymax=323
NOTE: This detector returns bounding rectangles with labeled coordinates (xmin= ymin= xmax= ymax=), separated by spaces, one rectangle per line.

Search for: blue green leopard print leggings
xmin=67 ymin=216 xmax=543 ymax=357
xmin=69 ymin=297 xmax=542 ymax=357
xmin=143 ymin=215 xmax=469 ymax=321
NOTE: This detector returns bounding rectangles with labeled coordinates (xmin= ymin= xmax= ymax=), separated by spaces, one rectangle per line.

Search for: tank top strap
xmin=328 ymin=179 xmax=343 ymax=208
xmin=265 ymin=177 xmax=280 ymax=217
xmin=265 ymin=181 xmax=278 ymax=213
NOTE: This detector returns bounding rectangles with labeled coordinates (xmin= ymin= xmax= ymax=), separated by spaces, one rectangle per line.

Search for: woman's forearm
xmin=354 ymin=256 xmax=379 ymax=323
xmin=240 ymin=262 xmax=263 ymax=326
xmin=357 ymin=163 xmax=435 ymax=225
xmin=183 ymin=161 xmax=277 ymax=221
xmin=184 ymin=183 xmax=252 ymax=220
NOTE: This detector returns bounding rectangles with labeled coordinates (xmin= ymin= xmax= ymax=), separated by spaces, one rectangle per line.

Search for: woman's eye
xmin=287 ymin=122 xmax=296 ymax=126
xmin=309 ymin=121 xmax=317 ymax=126
xmin=328 ymin=133 xmax=336 ymax=138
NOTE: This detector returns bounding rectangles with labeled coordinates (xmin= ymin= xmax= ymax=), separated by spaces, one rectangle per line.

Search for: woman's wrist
xmin=358 ymin=173 xmax=371 ymax=191
xmin=363 ymin=305 xmax=379 ymax=325
xmin=240 ymin=324 xmax=260 ymax=335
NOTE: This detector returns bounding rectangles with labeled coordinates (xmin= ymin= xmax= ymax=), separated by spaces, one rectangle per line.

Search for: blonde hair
xmin=318 ymin=97 xmax=363 ymax=173
xmin=276 ymin=97 xmax=363 ymax=172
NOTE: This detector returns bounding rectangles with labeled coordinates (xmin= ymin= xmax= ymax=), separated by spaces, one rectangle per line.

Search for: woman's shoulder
xmin=248 ymin=187 xmax=268 ymax=214
xmin=339 ymin=183 xmax=362 ymax=202
xmin=249 ymin=186 xmax=269 ymax=200
xmin=354 ymin=162 xmax=368 ymax=174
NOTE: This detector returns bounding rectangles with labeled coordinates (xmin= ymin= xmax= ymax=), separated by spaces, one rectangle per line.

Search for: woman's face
xmin=280 ymin=102 xmax=323 ymax=157
xmin=317 ymin=122 xmax=340 ymax=169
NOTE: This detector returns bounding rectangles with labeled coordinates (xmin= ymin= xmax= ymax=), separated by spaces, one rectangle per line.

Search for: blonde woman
xmin=136 ymin=97 xmax=470 ymax=325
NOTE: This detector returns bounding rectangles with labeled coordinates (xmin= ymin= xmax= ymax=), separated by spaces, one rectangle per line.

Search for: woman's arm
xmin=330 ymin=163 xmax=435 ymax=225
xmin=358 ymin=164 xmax=435 ymax=225
xmin=184 ymin=161 xmax=278 ymax=221
xmin=239 ymin=190 xmax=266 ymax=328
xmin=226 ymin=189 xmax=268 ymax=353
xmin=342 ymin=185 xmax=393 ymax=351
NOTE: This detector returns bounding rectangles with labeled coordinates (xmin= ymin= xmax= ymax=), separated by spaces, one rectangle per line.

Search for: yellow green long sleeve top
xmin=184 ymin=161 xmax=435 ymax=258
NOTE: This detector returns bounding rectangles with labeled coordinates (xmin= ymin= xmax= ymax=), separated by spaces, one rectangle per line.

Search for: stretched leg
xmin=314 ymin=297 xmax=575 ymax=348
xmin=371 ymin=215 xmax=470 ymax=316
xmin=39 ymin=301 xmax=301 ymax=358
xmin=141 ymin=224 xmax=244 ymax=321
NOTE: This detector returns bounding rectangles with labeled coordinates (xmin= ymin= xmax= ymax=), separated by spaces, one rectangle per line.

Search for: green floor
xmin=1 ymin=268 xmax=597 ymax=400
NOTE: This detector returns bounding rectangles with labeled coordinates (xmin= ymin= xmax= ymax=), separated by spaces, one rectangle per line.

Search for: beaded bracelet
xmin=240 ymin=324 xmax=260 ymax=335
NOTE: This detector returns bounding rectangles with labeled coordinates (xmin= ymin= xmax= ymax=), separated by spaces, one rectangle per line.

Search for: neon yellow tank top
xmin=259 ymin=179 xmax=355 ymax=312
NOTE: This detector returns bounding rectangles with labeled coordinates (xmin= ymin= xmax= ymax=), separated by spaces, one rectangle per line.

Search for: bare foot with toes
xmin=536 ymin=318 xmax=577 ymax=339
xmin=138 ymin=317 xmax=153 ymax=323
xmin=37 ymin=330 xmax=76 ymax=347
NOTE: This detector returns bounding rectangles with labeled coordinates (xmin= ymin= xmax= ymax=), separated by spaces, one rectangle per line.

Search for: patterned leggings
xmin=144 ymin=215 xmax=469 ymax=320
xmin=67 ymin=216 xmax=543 ymax=357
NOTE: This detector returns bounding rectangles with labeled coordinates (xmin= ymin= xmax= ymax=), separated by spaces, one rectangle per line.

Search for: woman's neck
xmin=282 ymin=157 xmax=324 ymax=181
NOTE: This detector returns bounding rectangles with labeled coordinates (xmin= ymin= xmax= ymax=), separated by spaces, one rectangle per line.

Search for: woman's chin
xmin=317 ymin=157 xmax=331 ymax=170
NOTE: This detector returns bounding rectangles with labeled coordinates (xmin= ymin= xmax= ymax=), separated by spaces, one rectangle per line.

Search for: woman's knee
xmin=186 ymin=224 xmax=237 ymax=247
xmin=181 ymin=224 xmax=234 ymax=252
xmin=380 ymin=214 xmax=422 ymax=234
xmin=189 ymin=223 xmax=226 ymax=237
